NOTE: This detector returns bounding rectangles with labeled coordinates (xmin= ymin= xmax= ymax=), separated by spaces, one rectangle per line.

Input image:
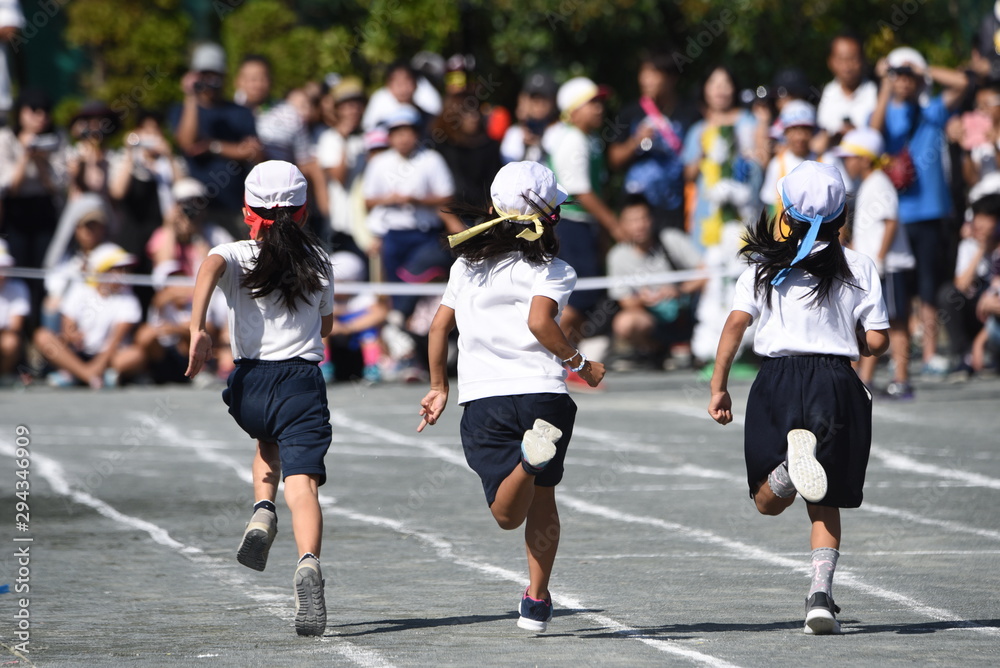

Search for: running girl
xmin=417 ymin=161 xmax=605 ymax=633
xmin=186 ymin=160 xmax=334 ymax=637
xmin=708 ymin=161 xmax=889 ymax=635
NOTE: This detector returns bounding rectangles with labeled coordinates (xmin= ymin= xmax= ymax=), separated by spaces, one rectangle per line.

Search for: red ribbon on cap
xmin=243 ymin=198 xmax=307 ymax=240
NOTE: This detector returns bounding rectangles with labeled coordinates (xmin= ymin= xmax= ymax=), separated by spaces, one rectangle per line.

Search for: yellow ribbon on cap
xmin=840 ymin=142 xmax=890 ymax=170
xmin=447 ymin=212 xmax=546 ymax=248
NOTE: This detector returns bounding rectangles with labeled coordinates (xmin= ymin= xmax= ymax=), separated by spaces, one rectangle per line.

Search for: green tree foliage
xmin=64 ymin=0 xmax=190 ymax=123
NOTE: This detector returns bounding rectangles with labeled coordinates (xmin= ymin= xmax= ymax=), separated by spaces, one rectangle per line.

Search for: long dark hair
xmin=739 ymin=208 xmax=856 ymax=307
xmin=446 ymin=195 xmax=561 ymax=265
xmin=242 ymin=206 xmax=331 ymax=310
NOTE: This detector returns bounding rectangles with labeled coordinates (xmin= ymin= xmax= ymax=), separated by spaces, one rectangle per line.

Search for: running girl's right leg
xmin=490 ymin=464 xmax=536 ymax=530
xmin=253 ymin=439 xmax=281 ymax=503
xmin=752 ymin=476 xmax=796 ymax=516
xmin=283 ymin=473 xmax=322 ymax=558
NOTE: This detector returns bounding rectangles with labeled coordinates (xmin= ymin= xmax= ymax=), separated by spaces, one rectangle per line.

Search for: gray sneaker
xmin=294 ymin=556 xmax=326 ymax=636
xmin=237 ymin=508 xmax=277 ymax=571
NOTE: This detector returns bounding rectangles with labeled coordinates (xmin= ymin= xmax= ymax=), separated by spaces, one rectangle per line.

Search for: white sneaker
xmin=520 ymin=419 xmax=562 ymax=474
xmin=804 ymin=592 xmax=841 ymax=635
xmin=786 ymin=430 xmax=827 ymax=503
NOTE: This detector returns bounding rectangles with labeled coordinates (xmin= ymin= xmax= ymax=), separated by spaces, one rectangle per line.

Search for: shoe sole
xmin=294 ymin=569 xmax=326 ymax=636
xmin=236 ymin=523 xmax=275 ymax=572
xmin=521 ymin=421 xmax=559 ymax=470
xmin=517 ymin=614 xmax=551 ymax=633
xmin=804 ymin=608 xmax=841 ymax=635
xmin=786 ymin=430 xmax=827 ymax=503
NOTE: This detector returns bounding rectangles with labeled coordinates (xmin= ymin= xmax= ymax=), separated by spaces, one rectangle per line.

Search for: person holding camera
xmin=870 ymin=47 xmax=969 ymax=375
xmin=0 ymin=88 xmax=67 ymax=328
xmin=170 ymin=43 xmax=261 ymax=236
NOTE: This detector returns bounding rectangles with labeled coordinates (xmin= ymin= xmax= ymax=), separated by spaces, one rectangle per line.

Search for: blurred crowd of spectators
xmin=2 ymin=10 xmax=1000 ymax=394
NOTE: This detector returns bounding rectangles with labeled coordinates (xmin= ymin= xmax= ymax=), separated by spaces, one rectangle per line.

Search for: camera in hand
xmin=28 ymin=133 xmax=60 ymax=152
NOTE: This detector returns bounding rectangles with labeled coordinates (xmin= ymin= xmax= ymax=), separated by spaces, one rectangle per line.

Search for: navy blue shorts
xmin=556 ymin=218 xmax=603 ymax=312
xmin=460 ymin=393 xmax=577 ymax=506
xmin=903 ymin=219 xmax=943 ymax=304
xmin=882 ymin=270 xmax=914 ymax=322
xmin=744 ymin=355 xmax=872 ymax=508
xmin=222 ymin=358 xmax=332 ymax=486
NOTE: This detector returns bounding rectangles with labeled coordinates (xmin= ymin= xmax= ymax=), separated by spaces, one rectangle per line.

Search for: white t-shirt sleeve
xmin=440 ymin=259 xmax=466 ymax=309
xmin=550 ymin=128 xmax=591 ymax=196
xmin=731 ymin=267 xmax=760 ymax=320
xmin=318 ymin=262 xmax=334 ymax=317
xmin=117 ymin=293 xmax=143 ymax=325
xmin=531 ymin=260 xmax=577 ymax=310
xmin=208 ymin=243 xmax=238 ymax=297
xmin=362 ymin=155 xmax=387 ymax=199
xmin=500 ymin=125 xmax=526 ymax=163
xmin=854 ymin=257 xmax=890 ymax=330
xmin=660 ymin=229 xmax=702 ymax=270
xmin=317 ymin=129 xmax=345 ymax=169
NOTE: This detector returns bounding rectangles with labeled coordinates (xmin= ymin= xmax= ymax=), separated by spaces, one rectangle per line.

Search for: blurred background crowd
xmin=0 ymin=0 xmax=999 ymax=396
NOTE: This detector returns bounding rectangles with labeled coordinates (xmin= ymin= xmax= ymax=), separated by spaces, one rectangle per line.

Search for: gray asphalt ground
xmin=0 ymin=370 xmax=998 ymax=667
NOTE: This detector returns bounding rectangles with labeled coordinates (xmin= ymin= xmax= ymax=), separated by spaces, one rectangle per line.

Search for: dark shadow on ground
xmin=329 ymin=609 xmax=600 ymax=637
xmin=576 ymin=618 xmax=1000 ymax=638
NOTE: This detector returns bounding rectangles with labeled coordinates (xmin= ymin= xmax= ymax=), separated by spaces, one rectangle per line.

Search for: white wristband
xmin=569 ymin=352 xmax=588 ymax=373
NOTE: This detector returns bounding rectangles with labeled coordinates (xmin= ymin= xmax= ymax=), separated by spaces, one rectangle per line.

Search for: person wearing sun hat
xmin=33 ymin=241 xmax=145 ymax=389
xmin=760 ymin=100 xmax=819 ymax=216
xmin=870 ymin=46 xmax=969 ymax=376
xmin=545 ymin=76 xmax=622 ymax=351
xmin=836 ymin=127 xmax=916 ymax=397
xmin=709 ymin=160 xmax=890 ymax=636
xmin=418 ymin=161 xmax=606 ymax=634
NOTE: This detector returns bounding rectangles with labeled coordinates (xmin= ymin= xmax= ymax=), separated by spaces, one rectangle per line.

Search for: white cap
xmin=490 ymin=161 xmax=568 ymax=219
xmin=0 ymin=238 xmax=13 ymax=267
xmin=778 ymin=161 xmax=846 ymax=224
xmin=384 ymin=105 xmax=421 ymax=130
xmin=557 ymin=76 xmax=608 ymax=115
xmin=330 ymin=251 xmax=366 ymax=283
xmin=191 ymin=43 xmax=226 ymax=74
xmin=834 ymin=127 xmax=885 ymax=160
xmin=886 ymin=46 xmax=927 ymax=73
xmin=87 ymin=243 xmax=137 ymax=274
xmin=779 ymin=100 xmax=816 ymax=129
xmin=244 ymin=160 xmax=308 ymax=209
xmin=969 ymin=171 xmax=1000 ymax=205
xmin=172 ymin=177 xmax=208 ymax=202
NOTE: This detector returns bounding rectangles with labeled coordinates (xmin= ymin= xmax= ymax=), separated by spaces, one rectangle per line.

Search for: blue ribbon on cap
xmin=770 ymin=189 xmax=845 ymax=286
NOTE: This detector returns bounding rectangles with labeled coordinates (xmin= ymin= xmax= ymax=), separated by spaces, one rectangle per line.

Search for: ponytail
xmin=241 ymin=206 xmax=330 ymax=310
xmin=739 ymin=208 xmax=857 ymax=307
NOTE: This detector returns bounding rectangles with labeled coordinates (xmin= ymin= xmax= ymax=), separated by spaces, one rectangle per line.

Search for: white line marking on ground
xmin=330 ymin=412 xmax=1000 ymax=638
xmin=0 ymin=438 xmax=395 ymax=668
xmin=156 ymin=418 xmax=744 ymax=668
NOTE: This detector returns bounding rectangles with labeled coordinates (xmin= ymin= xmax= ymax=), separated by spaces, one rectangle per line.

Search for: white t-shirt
xmin=851 ymin=169 xmax=915 ymax=274
xmin=361 ymin=80 xmax=442 ymax=130
xmin=317 ymin=129 xmax=366 ymax=235
xmin=817 ymin=79 xmax=878 ymax=135
xmin=441 ymin=254 xmax=576 ymax=404
xmin=606 ymin=229 xmax=702 ymax=301
xmin=760 ymin=150 xmax=814 ymax=206
xmin=257 ymin=101 xmax=313 ymax=164
xmin=500 ymin=124 xmax=546 ymax=164
xmin=209 ymin=240 xmax=333 ymax=362
xmin=954 ymin=237 xmax=993 ymax=282
xmin=60 ymin=283 xmax=142 ymax=356
xmin=547 ymin=123 xmax=598 ymax=223
xmin=0 ymin=1 xmax=23 ymax=113
xmin=362 ymin=147 xmax=454 ymax=236
xmin=732 ymin=245 xmax=889 ymax=360
xmin=0 ymin=277 xmax=29 ymax=329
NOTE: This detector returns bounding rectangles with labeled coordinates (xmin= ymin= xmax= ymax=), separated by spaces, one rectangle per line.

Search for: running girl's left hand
xmin=708 ymin=391 xmax=733 ymax=425
xmin=185 ymin=329 xmax=214 ymax=378
xmin=417 ymin=388 xmax=448 ymax=432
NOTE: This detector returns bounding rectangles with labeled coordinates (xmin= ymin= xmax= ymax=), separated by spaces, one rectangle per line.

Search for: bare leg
xmin=889 ymin=320 xmax=911 ymax=383
xmin=524 ymin=486 xmax=559 ymax=601
xmin=752 ymin=477 xmax=796 ymax=516
xmin=920 ymin=302 xmax=938 ymax=364
xmin=856 ymin=355 xmax=876 ymax=386
xmin=253 ymin=440 xmax=281 ymax=504
xmin=33 ymin=328 xmax=97 ymax=384
xmin=490 ymin=464 xmax=536 ymax=531
xmin=0 ymin=330 xmax=21 ymax=375
xmin=283 ymin=473 xmax=322 ymax=557
xmin=807 ymin=504 xmax=841 ymax=550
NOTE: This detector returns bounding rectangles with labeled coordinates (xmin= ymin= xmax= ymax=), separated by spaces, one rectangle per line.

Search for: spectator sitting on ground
xmin=33 ymin=243 xmax=146 ymax=388
xmin=146 ymin=177 xmax=234 ymax=275
xmin=973 ymin=255 xmax=1000 ymax=372
xmin=133 ymin=260 xmax=193 ymax=384
xmin=325 ymin=250 xmax=389 ymax=383
xmin=0 ymin=240 xmax=29 ymax=383
xmin=607 ymin=194 xmax=706 ymax=370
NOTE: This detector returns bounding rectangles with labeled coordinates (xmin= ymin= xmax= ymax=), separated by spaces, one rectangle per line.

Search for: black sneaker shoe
xmin=804 ymin=591 xmax=841 ymax=635
xmin=517 ymin=587 xmax=553 ymax=632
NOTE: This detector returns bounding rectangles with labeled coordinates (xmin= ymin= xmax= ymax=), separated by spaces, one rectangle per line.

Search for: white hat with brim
xmin=557 ymin=77 xmax=610 ymax=115
xmin=778 ymin=100 xmax=817 ymax=129
xmin=88 ymin=242 xmax=137 ymax=274
xmin=384 ymin=105 xmax=421 ymax=131
xmin=191 ymin=43 xmax=226 ymax=74
xmin=172 ymin=177 xmax=208 ymax=202
xmin=833 ymin=127 xmax=885 ymax=160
